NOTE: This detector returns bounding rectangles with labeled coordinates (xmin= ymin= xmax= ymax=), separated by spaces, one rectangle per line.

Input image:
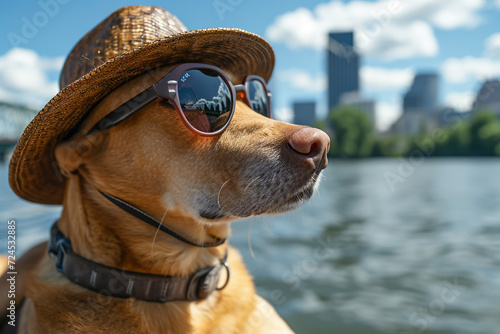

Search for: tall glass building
xmin=472 ymin=80 xmax=500 ymax=116
xmin=293 ymin=101 xmax=316 ymax=126
xmin=327 ymin=32 xmax=359 ymax=112
xmin=403 ymin=73 xmax=439 ymax=114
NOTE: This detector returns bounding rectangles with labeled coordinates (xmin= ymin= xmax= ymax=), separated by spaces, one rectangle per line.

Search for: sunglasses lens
xmin=178 ymin=69 xmax=232 ymax=133
xmin=247 ymin=79 xmax=270 ymax=117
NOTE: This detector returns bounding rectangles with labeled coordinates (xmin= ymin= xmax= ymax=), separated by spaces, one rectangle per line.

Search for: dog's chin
xmin=197 ymin=171 xmax=322 ymax=222
xmin=262 ymin=174 xmax=320 ymax=215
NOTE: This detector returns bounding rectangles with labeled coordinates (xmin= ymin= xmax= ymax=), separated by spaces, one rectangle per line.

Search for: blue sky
xmin=1 ymin=0 xmax=500 ymax=130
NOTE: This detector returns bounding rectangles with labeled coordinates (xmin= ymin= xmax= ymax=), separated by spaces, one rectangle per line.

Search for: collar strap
xmin=48 ymin=222 xmax=230 ymax=303
xmin=99 ymin=190 xmax=226 ymax=248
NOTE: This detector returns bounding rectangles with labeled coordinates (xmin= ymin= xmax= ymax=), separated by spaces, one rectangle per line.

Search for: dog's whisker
xmin=243 ymin=176 xmax=261 ymax=195
xmin=151 ymin=208 xmax=168 ymax=253
xmin=259 ymin=215 xmax=274 ymax=236
xmin=202 ymin=225 xmax=209 ymax=246
xmin=271 ymin=172 xmax=277 ymax=185
xmin=314 ymin=187 xmax=321 ymax=199
xmin=217 ymin=179 xmax=232 ymax=209
xmin=239 ymin=176 xmax=261 ymax=208
xmin=248 ymin=220 xmax=255 ymax=259
xmin=314 ymin=174 xmax=323 ymax=199
xmin=298 ymin=195 xmax=305 ymax=205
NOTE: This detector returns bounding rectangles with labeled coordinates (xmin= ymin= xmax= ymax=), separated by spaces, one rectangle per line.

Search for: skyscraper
xmin=403 ymin=73 xmax=439 ymax=114
xmin=293 ymin=102 xmax=316 ymax=126
xmin=472 ymin=80 xmax=500 ymax=116
xmin=327 ymin=32 xmax=359 ymax=112
xmin=391 ymin=73 xmax=439 ymax=135
xmin=339 ymin=92 xmax=375 ymax=125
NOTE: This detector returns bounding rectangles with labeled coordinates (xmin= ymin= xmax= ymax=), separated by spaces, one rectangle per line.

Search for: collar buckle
xmin=48 ymin=226 xmax=72 ymax=272
xmin=186 ymin=265 xmax=219 ymax=301
xmin=186 ymin=259 xmax=231 ymax=301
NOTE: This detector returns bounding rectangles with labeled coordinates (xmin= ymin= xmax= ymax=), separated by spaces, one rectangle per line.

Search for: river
xmin=1 ymin=159 xmax=499 ymax=333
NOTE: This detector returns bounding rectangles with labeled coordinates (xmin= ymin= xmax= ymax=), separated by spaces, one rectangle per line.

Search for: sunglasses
xmin=88 ymin=63 xmax=272 ymax=136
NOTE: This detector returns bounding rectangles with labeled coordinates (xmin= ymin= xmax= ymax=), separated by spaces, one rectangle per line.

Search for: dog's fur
xmin=0 ymin=65 xmax=329 ymax=333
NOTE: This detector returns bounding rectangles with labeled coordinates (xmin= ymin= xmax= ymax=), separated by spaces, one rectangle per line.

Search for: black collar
xmin=48 ymin=222 xmax=230 ymax=303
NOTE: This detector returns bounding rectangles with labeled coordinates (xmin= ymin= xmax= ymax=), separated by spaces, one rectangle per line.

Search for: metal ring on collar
xmin=216 ymin=259 xmax=230 ymax=291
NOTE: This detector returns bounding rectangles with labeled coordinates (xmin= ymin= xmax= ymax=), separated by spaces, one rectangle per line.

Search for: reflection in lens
xmin=178 ymin=69 xmax=232 ymax=133
xmin=247 ymin=79 xmax=269 ymax=117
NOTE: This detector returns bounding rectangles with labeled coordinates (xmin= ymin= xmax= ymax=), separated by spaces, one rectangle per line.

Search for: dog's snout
xmin=287 ymin=127 xmax=330 ymax=170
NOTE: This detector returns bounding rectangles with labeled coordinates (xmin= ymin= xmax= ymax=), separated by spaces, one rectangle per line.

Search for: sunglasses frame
xmin=240 ymin=74 xmax=272 ymax=120
xmin=87 ymin=63 xmax=272 ymax=137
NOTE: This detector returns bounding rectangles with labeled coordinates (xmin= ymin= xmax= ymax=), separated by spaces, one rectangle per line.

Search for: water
xmin=1 ymin=159 xmax=499 ymax=333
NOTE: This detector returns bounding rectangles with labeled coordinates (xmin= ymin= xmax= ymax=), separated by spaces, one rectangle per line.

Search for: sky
xmin=1 ymin=0 xmax=500 ymax=131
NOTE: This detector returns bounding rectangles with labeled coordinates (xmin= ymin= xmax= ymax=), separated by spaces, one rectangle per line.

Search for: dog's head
xmin=55 ymin=65 xmax=330 ymax=225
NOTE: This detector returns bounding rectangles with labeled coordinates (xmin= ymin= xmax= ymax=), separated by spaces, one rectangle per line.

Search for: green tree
xmin=372 ymin=136 xmax=408 ymax=157
xmin=478 ymin=121 xmax=500 ymax=156
xmin=442 ymin=122 xmax=471 ymax=156
xmin=328 ymin=106 xmax=374 ymax=158
xmin=469 ymin=110 xmax=499 ymax=156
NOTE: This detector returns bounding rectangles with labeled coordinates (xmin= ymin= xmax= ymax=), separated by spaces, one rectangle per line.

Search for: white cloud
xmin=273 ymin=107 xmax=294 ymax=123
xmin=445 ymin=91 xmax=476 ymax=112
xmin=267 ymin=7 xmax=323 ymax=50
xmin=485 ymin=32 xmax=500 ymax=57
xmin=0 ymin=48 xmax=63 ymax=108
xmin=441 ymin=56 xmax=500 ymax=84
xmin=361 ymin=66 xmax=414 ymax=91
xmin=410 ymin=0 xmax=484 ymax=29
xmin=358 ymin=21 xmax=438 ymax=60
xmin=266 ymin=0 xmax=485 ymax=60
xmin=376 ymin=101 xmax=401 ymax=131
xmin=276 ymin=69 xmax=326 ymax=92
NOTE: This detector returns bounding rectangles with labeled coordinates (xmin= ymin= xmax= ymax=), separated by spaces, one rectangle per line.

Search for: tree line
xmin=315 ymin=106 xmax=500 ymax=158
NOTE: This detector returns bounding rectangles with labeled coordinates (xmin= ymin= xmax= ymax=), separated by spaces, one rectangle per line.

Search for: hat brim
xmin=9 ymin=28 xmax=275 ymax=205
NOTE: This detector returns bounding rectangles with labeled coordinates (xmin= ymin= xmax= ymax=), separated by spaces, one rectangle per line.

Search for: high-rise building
xmin=472 ymin=80 xmax=500 ymax=116
xmin=339 ymin=92 xmax=375 ymax=125
xmin=390 ymin=112 xmax=428 ymax=135
xmin=327 ymin=32 xmax=359 ymax=112
xmin=293 ymin=102 xmax=316 ymax=126
xmin=403 ymin=73 xmax=439 ymax=114
xmin=391 ymin=73 xmax=439 ymax=135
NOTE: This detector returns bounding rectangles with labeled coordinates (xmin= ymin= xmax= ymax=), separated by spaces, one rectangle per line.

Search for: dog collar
xmin=99 ymin=190 xmax=227 ymax=248
xmin=48 ymin=222 xmax=230 ymax=303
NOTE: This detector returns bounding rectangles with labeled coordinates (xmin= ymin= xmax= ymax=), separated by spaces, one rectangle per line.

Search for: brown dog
xmin=1 ymin=64 xmax=329 ymax=333
xmin=2 ymin=6 xmax=329 ymax=333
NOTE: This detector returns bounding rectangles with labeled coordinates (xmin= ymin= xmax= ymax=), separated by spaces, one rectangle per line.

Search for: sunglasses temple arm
xmin=87 ymin=86 xmax=158 ymax=135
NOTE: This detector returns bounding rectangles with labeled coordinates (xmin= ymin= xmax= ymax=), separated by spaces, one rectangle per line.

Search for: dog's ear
xmin=54 ymin=131 xmax=107 ymax=177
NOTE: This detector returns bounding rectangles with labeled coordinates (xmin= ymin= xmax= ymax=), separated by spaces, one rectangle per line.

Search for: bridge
xmin=0 ymin=101 xmax=37 ymax=161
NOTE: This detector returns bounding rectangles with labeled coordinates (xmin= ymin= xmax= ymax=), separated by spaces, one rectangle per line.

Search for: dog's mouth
xmin=276 ymin=172 xmax=321 ymax=209
xmin=196 ymin=169 xmax=323 ymax=221
xmin=267 ymin=169 xmax=323 ymax=214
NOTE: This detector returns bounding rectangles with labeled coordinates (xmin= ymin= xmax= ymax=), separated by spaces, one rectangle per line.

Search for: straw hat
xmin=9 ymin=5 xmax=275 ymax=205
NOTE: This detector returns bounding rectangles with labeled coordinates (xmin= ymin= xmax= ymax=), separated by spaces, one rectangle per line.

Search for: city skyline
xmin=0 ymin=0 xmax=500 ymax=133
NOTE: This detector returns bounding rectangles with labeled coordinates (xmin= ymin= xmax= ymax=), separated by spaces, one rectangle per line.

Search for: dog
xmin=1 ymin=64 xmax=329 ymax=333
xmin=1 ymin=6 xmax=329 ymax=334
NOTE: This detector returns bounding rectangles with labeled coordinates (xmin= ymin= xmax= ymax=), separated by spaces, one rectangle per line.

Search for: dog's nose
xmin=287 ymin=127 xmax=330 ymax=170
